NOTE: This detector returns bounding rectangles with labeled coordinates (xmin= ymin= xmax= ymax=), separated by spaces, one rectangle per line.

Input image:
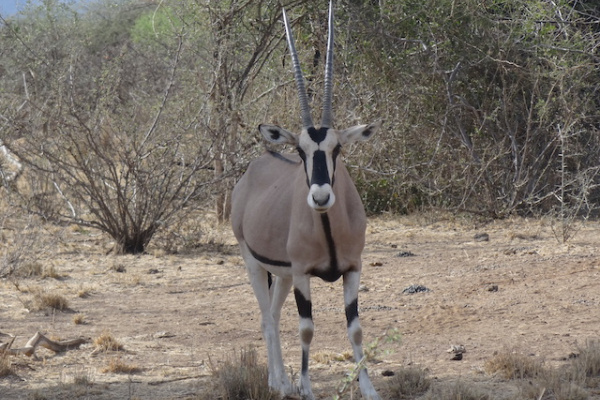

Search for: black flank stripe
xmin=247 ymin=245 xmax=292 ymax=267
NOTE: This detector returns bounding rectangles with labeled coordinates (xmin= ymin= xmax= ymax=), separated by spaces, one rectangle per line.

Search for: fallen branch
xmin=0 ymin=332 xmax=89 ymax=358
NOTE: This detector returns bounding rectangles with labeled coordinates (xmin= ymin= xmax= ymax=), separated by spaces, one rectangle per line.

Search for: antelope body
xmin=231 ymin=3 xmax=381 ymax=399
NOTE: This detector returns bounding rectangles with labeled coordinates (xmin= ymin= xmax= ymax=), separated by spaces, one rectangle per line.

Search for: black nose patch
xmin=311 ymin=150 xmax=330 ymax=186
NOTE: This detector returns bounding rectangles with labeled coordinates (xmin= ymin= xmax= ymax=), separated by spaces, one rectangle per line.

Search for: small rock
xmin=447 ymin=344 xmax=467 ymax=354
xmin=370 ymin=261 xmax=383 ymax=267
xmin=402 ymin=284 xmax=430 ymax=294
xmin=381 ymin=370 xmax=395 ymax=377
xmin=397 ymin=251 xmax=416 ymax=258
xmin=154 ymin=331 xmax=176 ymax=339
xmin=451 ymin=353 xmax=463 ymax=361
xmin=359 ymin=285 xmax=369 ymax=292
xmin=487 ymin=284 xmax=499 ymax=292
xmin=148 ymin=268 xmax=160 ymax=274
xmin=474 ymin=233 xmax=490 ymax=242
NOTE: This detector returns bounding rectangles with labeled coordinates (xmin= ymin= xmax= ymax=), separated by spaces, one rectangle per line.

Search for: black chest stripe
xmin=308 ymin=213 xmax=342 ymax=282
xmin=247 ymin=245 xmax=292 ymax=267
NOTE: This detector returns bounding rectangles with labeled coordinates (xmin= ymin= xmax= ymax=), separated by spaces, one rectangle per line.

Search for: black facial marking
xmin=268 ymin=150 xmax=300 ymax=165
xmin=297 ymin=147 xmax=306 ymax=162
xmin=307 ymin=126 xmax=329 ymax=144
xmin=345 ymin=298 xmax=359 ymax=327
xmin=331 ymin=144 xmax=341 ymax=186
xmin=362 ymin=127 xmax=372 ymax=138
xmin=247 ymin=244 xmax=292 ymax=267
xmin=294 ymin=288 xmax=313 ymax=320
xmin=311 ymin=150 xmax=330 ymax=186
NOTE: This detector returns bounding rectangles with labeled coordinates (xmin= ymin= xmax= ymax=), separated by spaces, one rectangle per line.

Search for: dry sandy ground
xmin=1 ymin=213 xmax=600 ymax=399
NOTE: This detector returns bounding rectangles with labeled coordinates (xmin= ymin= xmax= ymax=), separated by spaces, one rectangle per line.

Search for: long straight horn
xmin=282 ymin=8 xmax=314 ymax=129
xmin=321 ymin=1 xmax=334 ymax=128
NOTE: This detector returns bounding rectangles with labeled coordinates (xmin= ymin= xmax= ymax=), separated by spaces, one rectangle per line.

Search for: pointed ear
xmin=339 ymin=121 xmax=381 ymax=145
xmin=258 ymin=124 xmax=298 ymax=145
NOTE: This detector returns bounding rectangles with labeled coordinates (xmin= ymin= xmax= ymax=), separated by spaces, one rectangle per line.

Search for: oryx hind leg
xmin=343 ymin=270 xmax=381 ymax=400
xmin=239 ymin=243 xmax=294 ymax=395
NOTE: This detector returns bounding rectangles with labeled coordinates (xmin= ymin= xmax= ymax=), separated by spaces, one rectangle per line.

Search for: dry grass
xmin=25 ymin=287 xmax=70 ymax=311
xmin=0 ymin=351 xmax=14 ymax=377
xmin=72 ymin=313 xmax=86 ymax=325
xmin=387 ymin=367 xmax=431 ymax=399
xmin=93 ymin=331 xmax=123 ymax=352
xmin=484 ymin=350 xmax=545 ymax=380
xmin=198 ymin=348 xmax=281 ymax=400
xmin=571 ymin=340 xmax=600 ymax=385
xmin=312 ymin=350 xmax=352 ymax=364
xmin=101 ymin=356 xmax=141 ymax=374
xmin=76 ymin=285 xmax=93 ymax=298
xmin=422 ymin=380 xmax=491 ymax=400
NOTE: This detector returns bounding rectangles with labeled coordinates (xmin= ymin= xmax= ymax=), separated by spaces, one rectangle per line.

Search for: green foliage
xmin=131 ymin=6 xmax=182 ymax=47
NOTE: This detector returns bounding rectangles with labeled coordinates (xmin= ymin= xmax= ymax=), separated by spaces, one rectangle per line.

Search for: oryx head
xmin=259 ymin=1 xmax=380 ymax=213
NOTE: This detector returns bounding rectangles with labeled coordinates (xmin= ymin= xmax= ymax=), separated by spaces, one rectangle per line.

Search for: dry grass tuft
xmin=198 ymin=348 xmax=281 ymax=400
xmin=518 ymin=374 xmax=588 ymax=400
xmin=25 ymin=287 xmax=70 ymax=311
xmin=484 ymin=350 xmax=544 ymax=380
xmin=312 ymin=350 xmax=352 ymax=364
xmin=93 ymin=331 xmax=123 ymax=352
xmin=76 ymin=286 xmax=93 ymax=298
xmin=387 ymin=367 xmax=431 ymax=399
xmin=0 ymin=351 xmax=14 ymax=377
xmin=72 ymin=314 xmax=86 ymax=325
xmin=101 ymin=356 xmax=141 ymax=374
xmin=571 ymin=340 xmax=600 ymax=385
xmin=422 ymin=380 xmax=491 ymax=400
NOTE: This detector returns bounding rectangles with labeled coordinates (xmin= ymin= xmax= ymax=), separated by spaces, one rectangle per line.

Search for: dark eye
xmin=297 ymin=147 xmax=306 ymax=162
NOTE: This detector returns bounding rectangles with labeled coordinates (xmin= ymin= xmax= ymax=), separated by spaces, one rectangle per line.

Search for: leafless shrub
xmin=0 ymin=215 xmax=58 ymax=278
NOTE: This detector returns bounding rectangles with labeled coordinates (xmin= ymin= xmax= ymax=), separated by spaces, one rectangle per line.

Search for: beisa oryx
xmin=231 ymin=2 xmax=381 ymax=399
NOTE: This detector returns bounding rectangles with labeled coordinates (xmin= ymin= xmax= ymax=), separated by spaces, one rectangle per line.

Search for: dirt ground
xmin=1 ymin=212 xmax=600 ymax=399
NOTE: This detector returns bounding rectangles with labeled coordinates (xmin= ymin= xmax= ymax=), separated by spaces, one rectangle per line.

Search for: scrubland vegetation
xmin=1 ymin=1 xmax=600 ymax=399
xmin=0 ymin=0 xmax=598 ymax=254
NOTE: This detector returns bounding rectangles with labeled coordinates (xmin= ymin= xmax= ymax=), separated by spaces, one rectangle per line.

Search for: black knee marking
xmin=345 ymin=298 xmax=359 ymax=327
xmin=267 ymin=272 xmax=273 ymax=288
xmin=294 ymin=288 xmax=312 ymax=320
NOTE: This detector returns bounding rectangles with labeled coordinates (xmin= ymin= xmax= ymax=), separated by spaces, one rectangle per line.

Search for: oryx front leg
xmin=344 ymin=270 xmax=381 ymax=400
xmin=243 ymin=249 xmax=293 ymax=395
xmin=293 ymin=276 xmax=315 ymax=400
